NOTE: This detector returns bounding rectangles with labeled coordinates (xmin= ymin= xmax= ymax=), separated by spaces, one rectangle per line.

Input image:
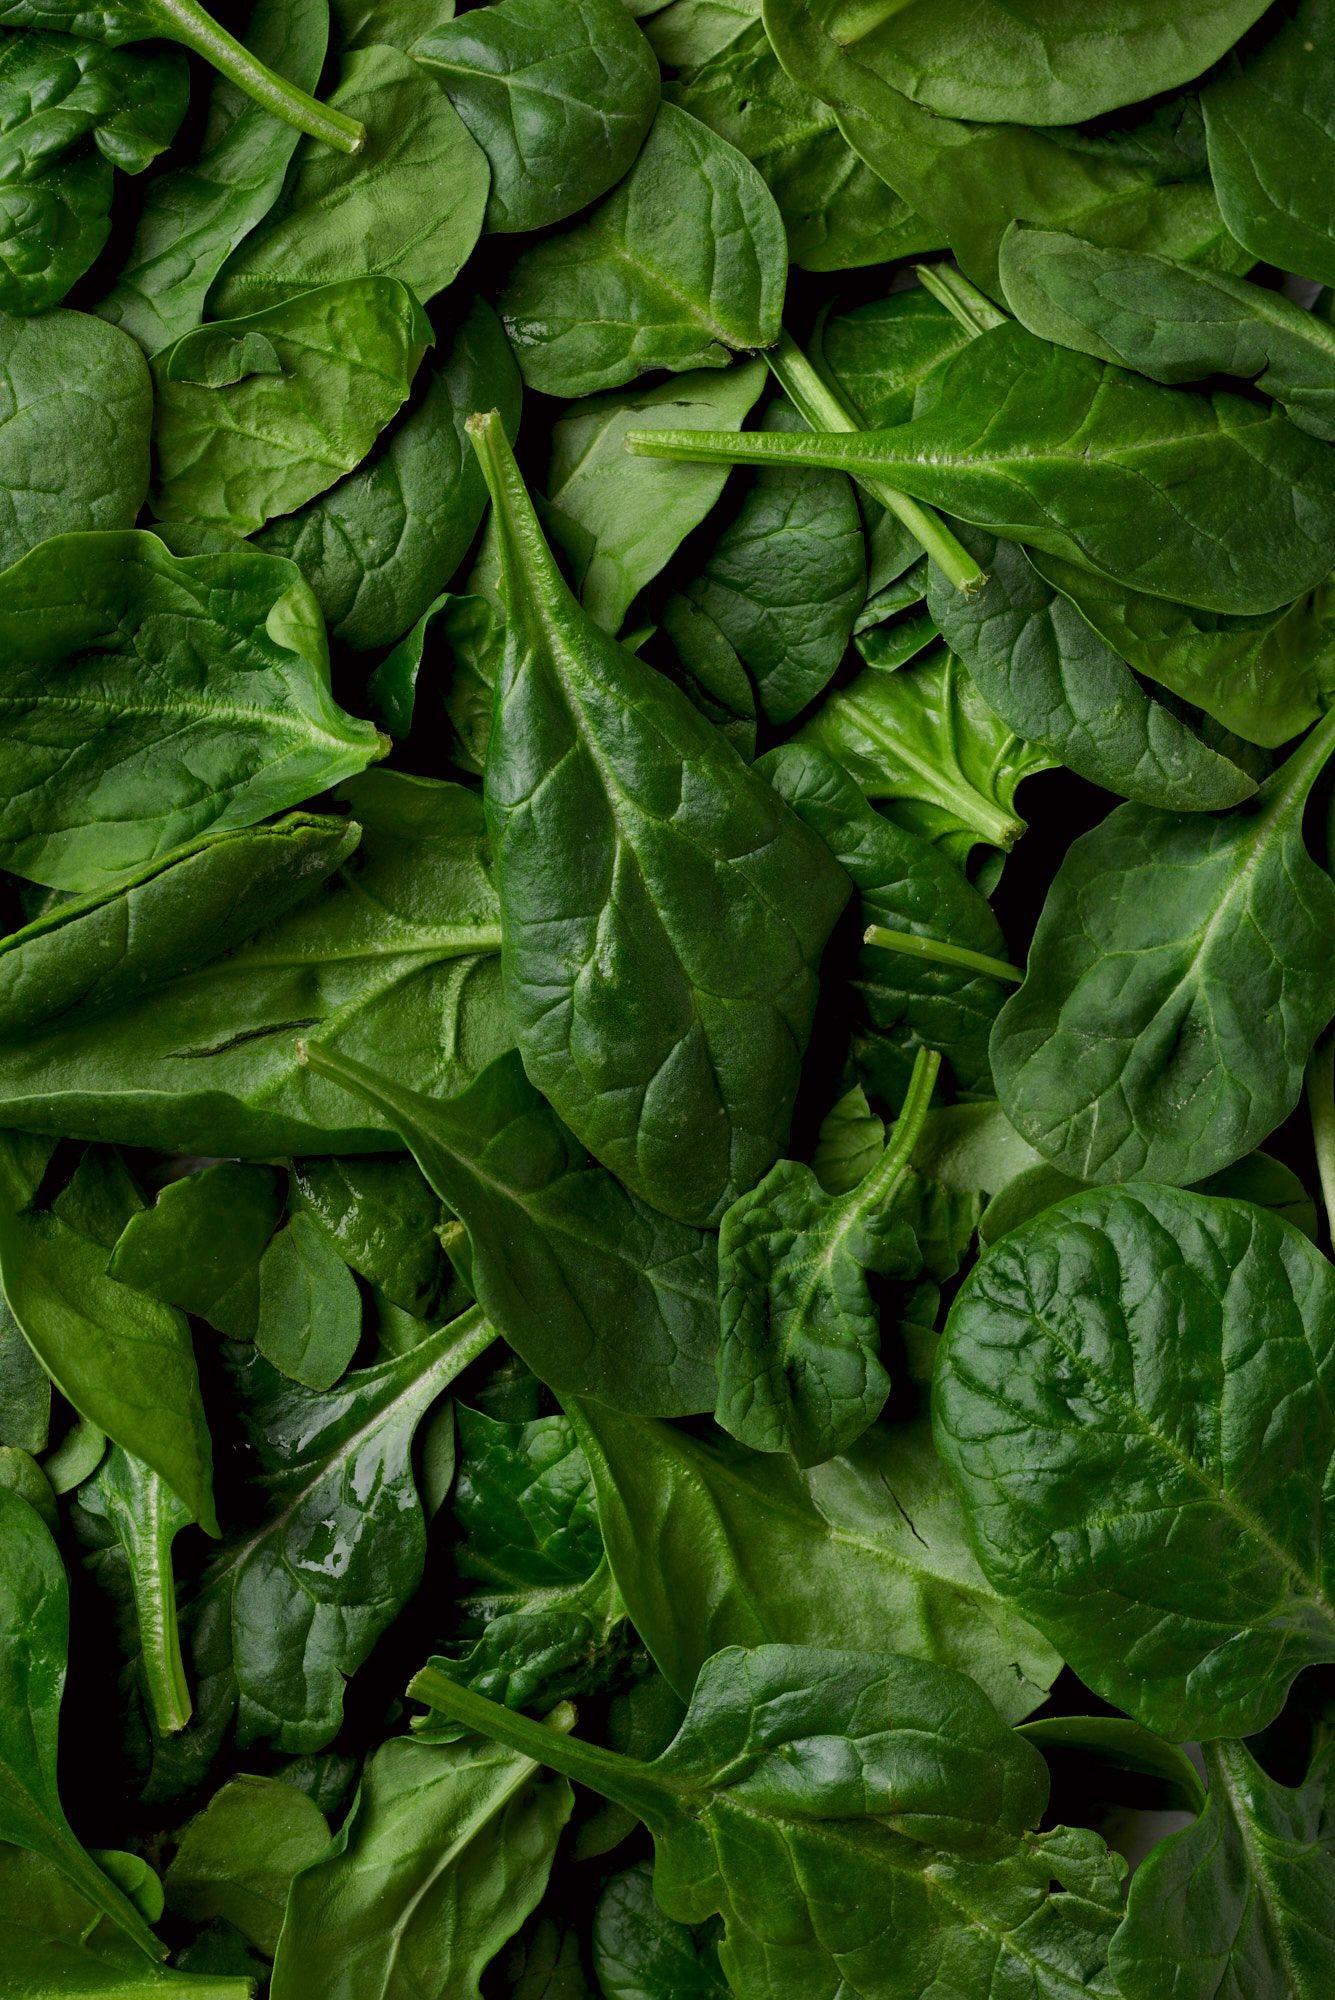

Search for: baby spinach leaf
xmin=94 ymin=0 xmax=330 ymax=353
xmin=297 ymin=1044 xmax=720 ymax=1416
xmin=76 ymin=1445 xmax=194 ymax=1735
xmin=0 ymin=1487 xmax=166 ymax=1958
xmin=210 ymin=43 xmax=490 ymax=315
xmin=1000 ymin=226 xmax=1335 ymax=440
xmin=0 ymin=307 xmax=150 ymax=570
xmin=593 ymin=1861 xmax=726 ymax=1999
xmin=816 ymin=288 xmax=975 ymax=429
xmin=810 ymin=1083 xmax=885 ymax=1195
xmin=291 ymin=1155 xmax=445 ymax=1318
xmin=0 ymin=774 xmax=508 ymax=1157
xmin=470 ymin=409 xmax=847 ymax=1226
xmin=334 ymin=0 xmax=454 ymax=48
xmin=412 ymin=1644 xmax=1123 ymax=2000
xmin=499 ymin=102 xmax=786 ymax=396
xmin=165 ymin=1774 xmax=329 ymax=1957
xmin=992 ymin=710 xmax=1335 ymax=1185
xmin=413 ymin=0 xmax=659 ymax=234
xmin=0 ymin=1295 xmax=49 ymax=1451
xmin=541 ymin=358 xmax=766 ymax=637
xmin=108 ymin=1164 xmax=285 ymax=1340
xmin=1203 ymin=0 xmax=1335 ymax=286
xmin=256 ymin=296 xmax=520 ymax=651
xmin=925 ymin=526 xmax=1257 ymax=810
xmin=568 ymin=1398 xmax=1061 ymax=1721
xmin=254 ymin=1214 xmax=362 ymax=1391
xmin=630 ymin=319 xmax=1335 ymax=615
xmin=152 ymin=276 xmax=432 ymax=538
xmin=715 ymin=1046 xmax=940 ymax=1465
xmin=936 ymin=1182 xmax=1335 ymax=1739
xmin=269 ymin=1730 xmax=573 ymax=2000
xmin=0 ymin=531 xmax=384 ymax=892
xmin=1109 ymin=1736 xmax=1335 ymax=1998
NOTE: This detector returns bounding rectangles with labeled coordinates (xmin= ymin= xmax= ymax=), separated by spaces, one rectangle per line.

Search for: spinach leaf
xmin=1203 ymin=0 xmax=1335 ymax=286
xmin=470 ymin=408 xmax=847 ymax=1227
xmin=1109 ymin=1736 xmax=1335 ymax=1998
xmin=165 ymin=1774 xmax=329 ymax=1957
xmin=269 ymin=1730 xmax=573 ymax=2000
xmin=151 ymin=276 xmax=432 ymax=538
xmin=992 ymin=711 xmax=1335 ymax=1185
xmin=1001 ymin=225 xmax=1335 ymax=440
xmin=291 ymin=1155 xmax=445 ymax=1317
xmin=413 ymin=0 xmax=659 ymax=234
xmin=0 ymin=531 xmax=383 ymax=892
xmin=0 ymin=1487 xmax=166 ymax=1957
xmin=936 ymin=1182 xmax=1335 ymax=1738
xmin=816 ymin=288 xmax=975 ymax=428
xmin=630 ymin=319 xmax=1335 ymax=615
xmin=210 ymin=42 xmax=489 ymax=315
xmin=256 ymin=296 xmax=520 ymax=651
xmin=75 ymin=1445 xmax=194 ymax=1735
xmin=0 ymin=307 xmax=151 ymax=570
xmin=498 ymin=102 xmax=786 ymax=397
xmin=412 ymin=1644 xmax=1123 ymax=2000
xmin=297 ymin=1044 xmax=720 ymax=1416
xmin=593 ymin=1862 xmax=726 ymax=1999
xmin=254 ymin=1214 xmax=362 ymax=1391
xmin=108 ymin=1164 xmax=285 ymax=1340
xmin=95 ymin=0 xmax=330 ymax=353
xmin=568 ymin=1398 xmax=1061 ymax=1721
xmin=0 ymin=1295 xmax=49 ymax=1451
xmin=334 ymin=0 xmax=453 ymax=48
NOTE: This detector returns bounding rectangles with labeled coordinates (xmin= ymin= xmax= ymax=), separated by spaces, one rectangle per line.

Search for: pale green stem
xmin=765 ymin=331 xmax=985 ymax=594
xmin=863 ymin=923 xmax=1022 ymax=986
xmin=133 ymin=1499 xmax=192 ymax=1736
xmin=151 ymin=0 xmax=365 ymax=152
xmin=913 ymin=263 xmax=1007 ymax=334
xmin=855 ymin=1045 xmax=940 ymax=1209
xmin=1307 ymin=1032 xmax=1335 ymax=1249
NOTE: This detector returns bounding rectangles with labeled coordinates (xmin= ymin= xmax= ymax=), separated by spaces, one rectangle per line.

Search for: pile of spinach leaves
xmin=1 ymin=0 xmax=1333 ymax=1993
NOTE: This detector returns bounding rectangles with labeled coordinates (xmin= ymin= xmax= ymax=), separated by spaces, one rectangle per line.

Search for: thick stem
xmin=856 ymin=1045 xmax=939 ymax=1209
xmin=150 ymin=0 xmax=365 ymax=153
xmin=132 ymin=1494 xmax=192 ymax=1736
xmin=466 ymin=407 xmax=574 ymax=629
xmin=765 ymin=332 xmax=984 ymax=593
xmin=863 ymin=923 xmax=1022 ymax=986
xmin=914 ymin=263 xmax=1007 ymax=335
xmin=1268 ymin=703 xmax=1335 ymax=816
xmin=1306 ymin=1031 xmax=1335 ymax=1250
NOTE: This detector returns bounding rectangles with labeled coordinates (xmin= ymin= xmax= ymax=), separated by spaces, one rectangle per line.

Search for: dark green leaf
xmin=593 ymin=1861 xmax=726 ymax=1999
xmin=76 ymin=1444 xmax=195 ymax=1734
xmin=165 ymin=1774 xmax=329 ymax=1956
xmin=291 ymin=1155 xmax=445 ymax=1318
xmin=254 ymin=1214 xmax=362 ymax=1391
xmin=108 ymin=1163 xmax=285 ymax=1340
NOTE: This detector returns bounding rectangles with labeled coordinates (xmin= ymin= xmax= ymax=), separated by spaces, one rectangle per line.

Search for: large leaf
xmin=165 ymin=1774 xmax=329 ymax=1957
xmin=991 ymin=711 xmax=1335 ymax=1185
xmin=469 ymin=410 xmax=847 ymax=1227
xmin=936 ymin=1183 xmax=1335 ymax=1739
xmin=108 ymin=1163 xmax=285 ymax=1340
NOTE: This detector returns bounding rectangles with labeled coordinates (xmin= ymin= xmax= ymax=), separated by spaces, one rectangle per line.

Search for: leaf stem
xmin=913 ymin=263 xmax=1007 ymax=335
xmin=150 ymin=0 xmax=365 ymax=152
xmin=1306 ymin=1030 xmax=1335 ymax=1249
xmin=863 ymin=923 xmax=1022 ymax=986
xmin=857 ymin=1045 xmax=940 ymax=1207
xmin=764 ymin=332 xmax=985 ymax=594
xmin=132 ymin=1494 xmax=192 ymax=1736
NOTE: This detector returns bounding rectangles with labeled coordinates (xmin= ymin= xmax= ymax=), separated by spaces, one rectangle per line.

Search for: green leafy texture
xmin=658 ymin=593 xmax=757 ymax=757
xmin=210 ymin=43 xmax=489 ymax=316
xmin=254 ymin=1214 xmax=362 ymax=1392
xmin=269 ymin=1729 xmax=573 ymax=2000
xmin=632 ymin=317 xmax=1335 ymax=616
xmin=297 ymin=1045 xmax=719 ymax=1417
xmin=794 ymin=645 xmax=1052 ymax=869
xmin=0 ymin=531 xmax=383 ymax=893
xmin=256 ymin=296 xmax=520 ymax=651
xmin=715 ymin=1046 xmax=939 ymax=1465
xmin=0 ymin=1137 xmax=216 ymax=1536
xmin=1031 ymin=551 xmax=1335 ymax=750
xmin=1000 ymin=226 xmax=1335 ymax=443
xmin=764 ymin=0 xmax=1246 ymax=295
xmin=0 ymin=773 xmax=508 ymax=1156
xmin=76 ymin=1444 xmax=194 ymax=1735
xmin=0 ymin=0 xmax=365 ymax=155
xmin=0 ymin=306 xmax=150 ymax=570
xmin=810 ymin=1084 xmax=885 ymax=1196
xmin=413 ymin=0 xmax=659 ymax=234
xmin=646 ymin=0 xmax=939 ymax=272
xmin=763 ymin=742 xmax=1013 ymax=1099
xmin=151 ymin=276 xmax=432 ymax=538
xmin=291 ymin=1155 xmax=445 ymax=1317
xmin=817 ymin=289 xmax=977 ymax=429
xmin=1018 ymin=1716 xmax=1207 ymax=1816
xmin=165 ymin=1307 xmax=496 ymax=1779
xmin=0 ymin=29 xmax=186 ymax=313
xmin=1109 ymin=1736 xmax=1335 ymax=1998
xmin=935 ymin=1182 xmax=1335 ymax=1740
xmin=470 ymin=410 xmax=848 ymax=1226
xmin=593 ymin=1861 xmax=726 ymax=1999
xmin=413 ymin=1644 xmax=1122 ymax=2000
xmin=334 ymin=0 xmax=454 ymax=48
xmin=108 ymin=1163 xmax=285 ymax=1340
xmin=42 ymin=1413 xmax=106 ymax=1494
xmin=165 ymin=1774 xmax=329 ymax=1956
xmin=1203 ymin=0 xmax=1335 ymax=286
xmin=0 ymin=1295 xmax=48 ymax=1450
xmin=496 ymin=1914 xmax=593 ymax=1998
xmin=669 ymin=397 xmax=866 ymax=724
xmin=982 ymin=1146 xmax=1319 ymax=1249
xmin=498 ymin=102 xmax=786 ymax=397
xmin=925 ymin=526 xmax=1257 ymax=811
xmin=771 ymin=0 xmax=1271 ymax=128
xmin=569 ymin=1398 xmax=1060 ymax=1722
xmin=542 ymin=359 xmax=766 ymax=638
xmin=94 ymin=0 xmax=329 ymax=353
xmin=991 ymin=710 xmax=1335 ymax=1185
xmin=0 ymin=1488 xmax=166 ymax=1957
xmin=0 ymin=1443 xmax=56 ymax=1529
